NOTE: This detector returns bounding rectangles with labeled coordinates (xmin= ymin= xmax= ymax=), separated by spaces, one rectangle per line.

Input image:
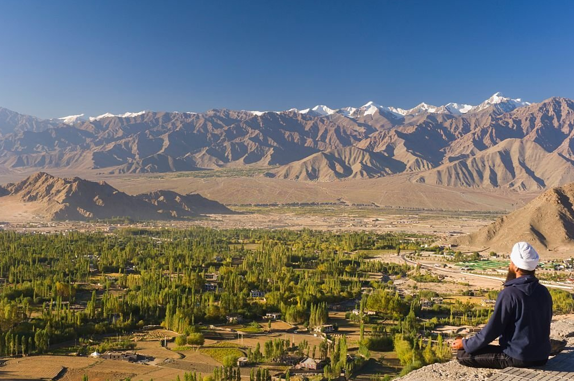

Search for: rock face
xmin=0 ymin=172 xmax=233 ymax=221
xmin=414 ymin=139 xmax=574 ymax=190
xmin=452 ymin=182 xmax=574 ymax=252
xmin=1 ymin=97 xmax=574 ymax=189
xmin=267 ymin=147 xmax=405 ymax=181
xmin=396 ymin=318 xmax=574 ymax=381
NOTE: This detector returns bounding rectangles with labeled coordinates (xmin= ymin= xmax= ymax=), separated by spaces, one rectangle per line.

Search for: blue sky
xmin=0 ymin=0 xmax=573 ymax=118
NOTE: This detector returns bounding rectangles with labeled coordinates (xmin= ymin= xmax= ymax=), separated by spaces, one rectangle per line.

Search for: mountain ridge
xmin=0 ymin=172 xmax=233 ymax=221
xmin=1 ymin=95 xmax=574 ymax=191
xmin=452 ymin=182 xmax=574 ymax=252
xmin=58 ymin=92 xmax=527 ymax=121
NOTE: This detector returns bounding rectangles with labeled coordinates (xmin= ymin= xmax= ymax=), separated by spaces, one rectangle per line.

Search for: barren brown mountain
xmin=267 ymin=146 xmax=405 ymax=181
xmin=0 ymin=107 xmax=63 ymax=136
xmin=414 ymin=139 xmax=574 ymax=190
xmin=0 ymin=172 xmax=232 ymax=221
xmin=452 ymin=182 xmax=574 ymax=253
xmin=1 ymin=95 xmax=574 ymax=190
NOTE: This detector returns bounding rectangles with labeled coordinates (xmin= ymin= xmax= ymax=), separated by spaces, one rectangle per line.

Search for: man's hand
xmin=451 ymin=337 xmax=464 ymax=350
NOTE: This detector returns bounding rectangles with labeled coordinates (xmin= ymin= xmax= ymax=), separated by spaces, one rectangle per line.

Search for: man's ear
xmin=510 ymin=262 xmax=518 ymax=273
xmin=512 ymin=262 xmax=525 ymax=276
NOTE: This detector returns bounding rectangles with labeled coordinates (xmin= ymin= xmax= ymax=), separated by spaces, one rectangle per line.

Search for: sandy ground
xmin=99 ymin=173 xmax=537 ymax=212
xmin=0 ymin=206 xmax=498 ymax=242
xmin=0 ymin=195 xmax=50 ymax=223
xmin=0 ymin=355 xmax=97 ymax=380
xmin=1 ymin=170 xmax=537 ymax=212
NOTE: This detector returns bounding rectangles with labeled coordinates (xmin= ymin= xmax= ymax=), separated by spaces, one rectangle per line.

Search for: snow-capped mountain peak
xmin=88 ymin=111 xmax=147 ymax=122
xmin=407 ymin=102 xmax=439 ymax=115
xmin=474 ymin=92 xmax=530 ymax=113
xmin=358 ymin=102 xmax=406 ymax=118
xmin=360 ymin=101 xmax=383 ymax=116
xmin=58 ymin=114 xmax=86 ymax=125
xmin=56 ymin=93 xmax=530 ymax=125
xmin=487 ymin=91 xmax=506 ymax=104
xmin=361 ymin=101 xmax=379 ymax=108
xmin=305 ymin=105 xmax=336 ymax=116
xmin=339 ymin=107 xmax=357 ymax=117
xmin=441 ymin=102 xmax=474 ymax=115
xmin=291 ymin=93 xmax=530 ymax=119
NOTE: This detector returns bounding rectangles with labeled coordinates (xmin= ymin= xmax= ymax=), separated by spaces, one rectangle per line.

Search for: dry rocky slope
xmin=1 ymin=95 xmax=574 ymax=190
xmin=0 ymin=172 xmax=232 ymax=221
xmin=452 ymin=182 xmax=574 ymax=252
xmin=397 ymin=318 xmax=574 ymax=381
xmin=267 ymin=146 xmax=406 ymax=181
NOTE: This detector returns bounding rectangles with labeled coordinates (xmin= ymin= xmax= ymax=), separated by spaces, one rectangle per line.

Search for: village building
xmin=277 ymin=354 xmax=304 ymax=365
xmin=237 ymin=357 xmax=249 ymax=367
xmin=352 ymin=309 xmax=376 ymax=316
xmin=250 ymin=290 xmax=266 ymax=298
xmin=295 ymin=357 xmax=328 ymax=370
xmin=421 ymin=299 xmax=434 ymax=309
xmin=101 ymin=351 xmax=138 ymax=362
xmin=264 ymin=312 xmax=282 ymax=320
xmin=314 ymin=324 xmax=335 ymax=333
xmin=226 ymin=315 xmax=244 ymax=324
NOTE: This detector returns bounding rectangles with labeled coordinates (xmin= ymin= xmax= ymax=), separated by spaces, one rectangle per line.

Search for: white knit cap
xmin=510 ymin=242 xmax=539 ymax=271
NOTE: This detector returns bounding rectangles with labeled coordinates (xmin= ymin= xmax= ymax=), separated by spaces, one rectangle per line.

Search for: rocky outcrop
xmin=397 ymin=318 xmax=574 ymax=381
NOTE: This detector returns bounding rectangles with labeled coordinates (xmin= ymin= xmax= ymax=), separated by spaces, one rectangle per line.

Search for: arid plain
xmin=0 ymin=169 xmax=538 ymax=238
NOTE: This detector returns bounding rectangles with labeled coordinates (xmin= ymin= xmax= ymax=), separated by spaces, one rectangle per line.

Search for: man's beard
xmin=506 ymin=268 xmax=517 ymax=282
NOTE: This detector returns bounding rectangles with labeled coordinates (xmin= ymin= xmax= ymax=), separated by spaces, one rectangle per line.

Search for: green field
xmin=458 ymin=260 xmax=507 ymax=271
xmin=200 ymin=342 xmax=245 ymax=363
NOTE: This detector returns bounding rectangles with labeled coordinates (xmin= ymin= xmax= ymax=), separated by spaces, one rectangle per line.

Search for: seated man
xmin=451 ymin=242 xmax=552 ymax=369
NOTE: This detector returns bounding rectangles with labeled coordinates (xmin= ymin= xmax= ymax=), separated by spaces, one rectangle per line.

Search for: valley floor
xmin=0 ymin=170 xmax=538 ymax=212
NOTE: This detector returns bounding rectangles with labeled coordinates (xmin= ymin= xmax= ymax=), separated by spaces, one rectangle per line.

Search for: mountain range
xmin=0 ymin=172 xmax=232 ymax=221
xmin=1 ymin=93 xmax=574 ymax=191
xmin=452 ymin=182 xmax=574 ymax=253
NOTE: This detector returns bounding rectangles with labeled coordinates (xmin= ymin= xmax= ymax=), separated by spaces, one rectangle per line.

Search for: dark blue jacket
xmin=463 ymin=275 xmax=552 ymax=362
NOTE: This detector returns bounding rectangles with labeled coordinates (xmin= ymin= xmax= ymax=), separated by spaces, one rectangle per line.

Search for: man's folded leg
xmin=456 ymin=345 xmax=512 ymax=369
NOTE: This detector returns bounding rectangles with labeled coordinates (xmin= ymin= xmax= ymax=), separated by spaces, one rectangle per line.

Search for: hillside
xmin=452 ymin=182 xmax=574 ymax=252
xmin=1 ymin=95 xmax=574 ymax=191
xmin=0 ymin=172 xmax=233 ymax=221
xmin=0 ymin=107 xmax=63 ymax=136
xmin=414 ymin=139 xmax=574 ymax=190
xmin=267 ymin=147 xmax=405 ymax=181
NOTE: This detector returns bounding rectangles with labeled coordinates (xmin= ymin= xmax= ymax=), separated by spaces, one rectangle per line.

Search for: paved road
xmin=400 ymin=254 xmax=574 ymax=291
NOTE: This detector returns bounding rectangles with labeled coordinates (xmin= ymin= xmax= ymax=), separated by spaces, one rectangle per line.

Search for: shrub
xmin=550 ymin=289 xmax=574 ymax=314
xmin=364 ymin=336 xmax=393 ymax=351
xmin=222 ymin=354 xmax=239 ymax=367
xmin=187 ymin=333 xmax=205 ymax=346
xmin=175 ymin=335 xmax=188 ymax=346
